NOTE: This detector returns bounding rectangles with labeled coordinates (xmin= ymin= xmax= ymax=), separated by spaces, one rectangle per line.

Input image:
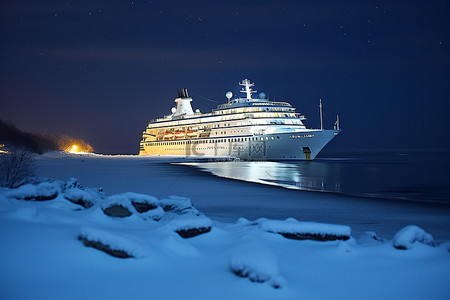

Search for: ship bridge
xmin=215 ymin=79 xmax=292 ymax=110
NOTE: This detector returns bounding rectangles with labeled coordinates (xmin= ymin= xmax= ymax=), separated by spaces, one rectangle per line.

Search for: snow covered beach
xmin=35 ymin=153 xmax=450 ymax=242
xmin=1 ymin=152 xmax=450 ymax=300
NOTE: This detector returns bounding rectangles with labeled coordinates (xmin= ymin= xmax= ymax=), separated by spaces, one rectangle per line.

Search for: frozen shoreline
xmin=1 ymin=152 xmax=449 ymax=300
xmin=34 ymin=153 xmax=450 ymax=242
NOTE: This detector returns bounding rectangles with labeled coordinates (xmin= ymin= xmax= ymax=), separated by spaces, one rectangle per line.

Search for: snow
xmin=1 ymin=153 xmax=449 ymax=300
xmin=229 ymin=246 xmax=284 ymax=288
xmin=124 ymin=192 xmax=158 ymax=206
xmin=6 ymin=181 xmax=61 ymax=200
xmin=140 ymin=205 xmax=165 ymax=221
xmin=102 ymin=193 xmax=137 ymax=211
xmin=258 ymin=218 xmax=351 ymax=239
xmin=393 ymin=225 xmax=435 ymax=250
xmin=166 ymin=213 xmax=212 ymax=231
xmin=79 ymin=226 xmax=151 ymax=258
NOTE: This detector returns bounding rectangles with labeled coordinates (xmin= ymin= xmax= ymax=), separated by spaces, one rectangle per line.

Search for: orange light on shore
xmin=0 ymin=144 xmax=9 ymax=154
xmin=66 ymin=144 xmax=86 ymax=154
xmin=61 ymin=138 xmax=94 ymax=154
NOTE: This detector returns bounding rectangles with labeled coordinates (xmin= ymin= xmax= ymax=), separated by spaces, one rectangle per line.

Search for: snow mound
xmin=6 ymin=181 xmax=61 ymax=201
xmin=101 ymin=192 xmax=165 ymax=218
xmin=357 ymin=231 xmax=384 ymax=245
xmin=64 ymin=177 xmax=83 ymax=190
xmin=230 ymin=248 xmax=284 ymax=289
xmin=393 ymin=225 xmax=435 ymax=250
xmin=101 ymin=193 xmax=137 ymax=217
xmin=64 ymin=188 xmax=97 ymax=208
xmin=62 ymin=178 xmax=103 ymax=208
xmin=159 ymin=195 xmax=200 ymax=215
xmin=140 ymin=206 xmax=165 ymax=221
xmin=125 ymin=192 xmax=159 ymax=213
xmin=79 ymin=227 xmax=149 ymax=258
xmin=258 ymin=218 xmax=351 ymax=241
xmin=168 ymin=214 xmax=212 ymax=238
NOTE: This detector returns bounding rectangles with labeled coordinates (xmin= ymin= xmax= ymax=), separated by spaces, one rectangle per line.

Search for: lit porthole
xmin=271 ymin=137 xmax=274 ymax=140
xmin=266 ymin=137 xmax=269 ymax=140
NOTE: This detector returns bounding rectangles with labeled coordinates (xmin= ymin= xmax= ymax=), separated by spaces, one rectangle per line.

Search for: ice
xmin=392 ymin=225 xmax=435 ymax=250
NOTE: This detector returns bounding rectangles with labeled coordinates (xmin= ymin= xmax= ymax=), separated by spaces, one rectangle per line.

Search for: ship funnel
xmin=173 ymin=88 xmax=194 ymax=117
xmin=177 ymin=88 xmax=189 ymax=98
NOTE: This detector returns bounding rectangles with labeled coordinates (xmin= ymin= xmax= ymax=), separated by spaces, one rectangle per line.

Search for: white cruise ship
xmin=139 ymin=79 xmax=340 ymax=160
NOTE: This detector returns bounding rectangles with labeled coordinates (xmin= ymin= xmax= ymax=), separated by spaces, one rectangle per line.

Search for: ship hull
xmin=139 ymin=129 xmax=340 ymax=161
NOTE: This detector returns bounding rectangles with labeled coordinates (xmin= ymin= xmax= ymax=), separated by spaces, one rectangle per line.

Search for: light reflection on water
xmin=189 ymin=151 xmax=450 ymax=203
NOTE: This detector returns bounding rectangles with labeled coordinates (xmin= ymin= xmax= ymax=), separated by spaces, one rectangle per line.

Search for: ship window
xmin=271 ymin=137 xmax=274 ymax=140
xmin=277 ymin=136 xmax=280 ymax=139
xmin=266 ymin=137 xmax=269 ymax=140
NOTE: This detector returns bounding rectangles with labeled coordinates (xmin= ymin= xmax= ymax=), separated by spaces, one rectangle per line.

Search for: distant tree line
xmin=0 ymin=119 xmax=93 ymax=154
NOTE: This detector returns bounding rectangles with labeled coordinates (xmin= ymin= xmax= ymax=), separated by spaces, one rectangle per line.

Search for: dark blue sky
xmin=1 ymin=1 xmax=449 ymax=154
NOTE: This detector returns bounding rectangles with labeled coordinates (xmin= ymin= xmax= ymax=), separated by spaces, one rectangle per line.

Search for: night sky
xmin=1 ymin=1 xmax=449 ymax=154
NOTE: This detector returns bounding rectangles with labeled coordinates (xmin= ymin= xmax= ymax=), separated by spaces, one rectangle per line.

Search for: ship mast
xmin=319 ymin=98 xmax=323 ymax=130
xmin=239 ymin=79 xmax=257 ymax=100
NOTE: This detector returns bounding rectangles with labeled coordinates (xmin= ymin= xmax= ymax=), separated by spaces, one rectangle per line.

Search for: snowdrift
xmin=1 ymin=178 xmax=449 ymax=300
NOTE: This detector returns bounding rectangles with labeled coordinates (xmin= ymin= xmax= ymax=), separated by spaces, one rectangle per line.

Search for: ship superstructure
xmin=139 ymin=79 xmax=340 ymax=160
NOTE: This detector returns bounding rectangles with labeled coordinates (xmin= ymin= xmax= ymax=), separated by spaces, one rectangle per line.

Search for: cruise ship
xmin=139 ymin=79 xmax=340 ymax=160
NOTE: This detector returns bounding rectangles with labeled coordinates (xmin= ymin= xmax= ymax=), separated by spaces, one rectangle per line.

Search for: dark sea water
xmin=191 ymin=151 xmax=450 ymax=204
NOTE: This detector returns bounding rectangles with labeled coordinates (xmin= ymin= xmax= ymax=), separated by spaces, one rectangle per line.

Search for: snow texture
xmin=79 ymin=227 xmax=150 ymax=258
xmin=258 ymin=218 xmax=351 ymax=241
xmin=102 ymin=193 xmax=136 ymax=211
xmin=357 ymin=231 xmax=384 ymax=245
xmin=393 ymin=225 xmax=435 ymax=250
xmin=159 ymin=195 xmax=200 ymax=215
xmin=64 ymin=188 xmax=96 ymax=207
xmin=230 ymin=247 xmax=284 ymax=289
xmin=140 ymin=205 xmax=165 ymax=221
xmin=6 ymin=181 xmax=61 ymax=201
xmin=64 ymin=177 xmax=83 ymax=190
xmin=1 ymin=155 xmax=449 ymax=300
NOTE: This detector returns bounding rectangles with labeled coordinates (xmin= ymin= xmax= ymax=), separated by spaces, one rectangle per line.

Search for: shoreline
xmin=34 ymin=154 xmax=450 ymax=243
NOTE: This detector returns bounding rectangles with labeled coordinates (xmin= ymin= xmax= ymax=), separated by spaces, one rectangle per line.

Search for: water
xmin=189 ymin=151 xmax=450 ymax=204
